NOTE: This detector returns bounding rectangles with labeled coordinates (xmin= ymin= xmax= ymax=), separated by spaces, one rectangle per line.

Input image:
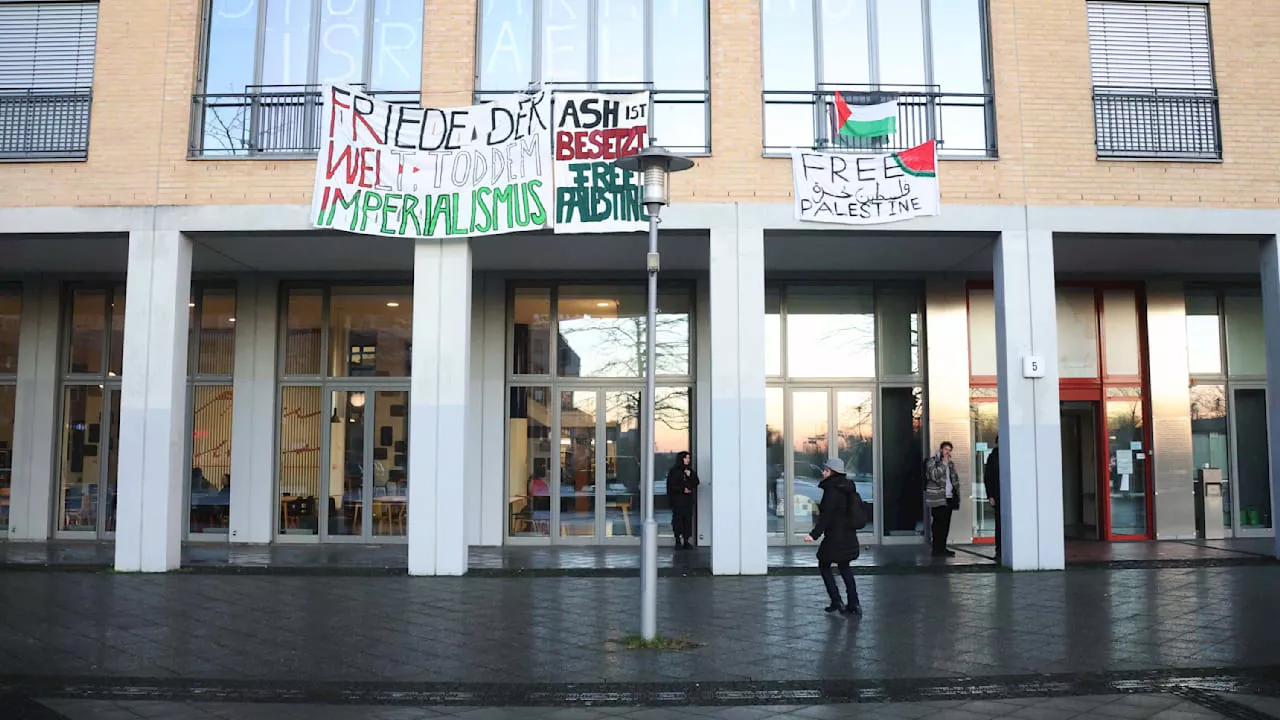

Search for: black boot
xmin=824 ymin=601 xmax=845 ymax=613
xmin=683 ymin=538 xmax=694 ymax=550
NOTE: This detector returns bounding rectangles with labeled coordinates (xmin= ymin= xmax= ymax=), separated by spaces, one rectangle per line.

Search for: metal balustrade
xmin=1093 ymin=87 xmax=1221 ymax=160
xmin=0 ymin=88 xmax=93 ymax=161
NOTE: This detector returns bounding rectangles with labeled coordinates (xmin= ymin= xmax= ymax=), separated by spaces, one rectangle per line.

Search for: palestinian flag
xmin=833 ymin=93 xmax=897 ymax=138
xmin=891 ymin=140 xmax=936 ymax=178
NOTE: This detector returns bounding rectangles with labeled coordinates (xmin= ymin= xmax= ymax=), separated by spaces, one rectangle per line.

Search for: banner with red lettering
xmin=553 ymin=91 xmax=650 ymax=234
xmin=311 ymin=85 xmax=553 ymax=239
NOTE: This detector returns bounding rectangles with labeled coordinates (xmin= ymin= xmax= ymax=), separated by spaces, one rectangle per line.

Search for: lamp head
xmin=612 ymin=145 xmax=694 ymax=209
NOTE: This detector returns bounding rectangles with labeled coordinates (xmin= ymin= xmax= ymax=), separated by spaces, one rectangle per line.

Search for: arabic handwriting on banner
xmin=311 ymin=85 xmax=554 ymax=239
xmin=553 ymin=91 xmax=650 ymax=234
xmin=791 ymin=143 xmax=940 ymax=225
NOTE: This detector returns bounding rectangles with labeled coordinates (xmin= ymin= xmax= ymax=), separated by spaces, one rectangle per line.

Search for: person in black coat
xmin=984 ymin=437 xmax=1002 ymax=563
xmin=666 ymin=451 xmax=700 ymax=549
xmin=804 ymin=457 xmax=864 ymax=616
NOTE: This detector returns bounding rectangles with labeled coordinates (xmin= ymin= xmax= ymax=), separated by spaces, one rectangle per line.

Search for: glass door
xmin=783 ymin=387 xmax=876 ymax=545
xmin=324 ymin=388 xmax=408 ymax=540
xmin=57 ymin=385 xmax=121 ymax=538
xmin=1229 ymin=387 xmax=1273 ymax=535
xmin=555 ymin=389 xmax=643 ymax=543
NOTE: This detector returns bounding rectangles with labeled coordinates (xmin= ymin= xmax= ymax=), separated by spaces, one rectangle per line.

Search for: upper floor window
xmin=191 ymin=0 xmax=423 ymax=157
xmin=476 ymin=0 xmax=710 ymax=154
xmin=1087 ymin=1 xmax=1220 ymax=160
xmin=762 ymin=0 xmax=995 ymax=157
xmin=0 ymin=1 xmax=99 ymax=161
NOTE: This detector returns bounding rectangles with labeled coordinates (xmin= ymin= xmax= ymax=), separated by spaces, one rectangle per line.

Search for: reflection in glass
xmin=371 ymin=0 xmax=424 ymax=91
xmin=329 ymin=287 xmax=412 ymax=377
xmin=1233 ymin=389 xmax=1273 ymax=529
xmin=763 ymin=0 xmax=815 ymax=91
xmin=542 ymin=0 xmax=589 ymax=83
xmin=1225 ymin=294 xmax=1266 ymax=377
xmin=930 ymin=0 xmax=986 ymax=94
xmin=820 ymin=0 xmax=869 ymax=85
xmin=560 ymin=391 xmax=597 ymax=538
xmin=479 ymin=0 xmax=533 ymax=90
xmin=765 ymin=289 xmax=781 ymax=377
xmin=836 ymin=390 xmax=874 ymax=535
xmin=877 ymin=0 xmax=926 ymax=85
xmin=883 ymin=387 xmax=924 ymax=537
xmin=650 ymin=101 xmax=708 ymax=154
xmin=764 ymin=103 xmax=816 ymax=151
xmin=513 ymin=288 xmax=551 ymax=375
xmin=205 ymin=0 xmax=260 ymax=94
xmin=652 ymin=387 xmax=691 ymax=538
xmin=372 ymin=391 xmax=408 ymax=537
xmin=652 ymin=0 xmax=707 ymax=91
xmin=189 ymin=385 xmax=234 ymax=534
xmin=0 ymin=385 xmax=12 ymax=531
xmin=786 ymin=287 xmax=875 ymax=378
xmin=279 ymin=386 xmax=322 ymax=535
xmin=604 ymin=391 xmax=641 ymax=538
xmin=509 ymin=386 xmax=552 ymax=537
xmin=765 ymin=387 xmax=785 ymax=536
xmin=1106 ymin=393 xmax=1146 ymax=536
xmin=328 ymin=390 xmax=365 ymax=536
xmin=263 ymin=0 xmax=313 ymax=85
xmin=969 ymin=398 xmax=998 ymax=538
xmin=557 ymin=287 xmax=690 ymax=378
xmin=0 ymin=290 xmax=20 ymax=374
xmin=1057 ymin=288 xmax=1099 ymax=379
xmin=1189 ymin=384 xmax=1230 ymax=527
xmin=68 ymin=289 xmax=107 ymax=374
xmin=319 ymin=0 xmax=368 ymax=86
xmin=58 ymin=386 xmax=116 ymax=532
xmin=878 ymin=291 xmax=919 ymax=375
xmin=1102 ymin=290 xmax=1140 ymax=376
xmin=109 ymin=293 xmax=125 ymax=377
xmin=104 ymin=391 xmax=121 ymax=533
xmin=284 ymin=289 xmax=323 ymax=375
xmin=598 ymin=0 xmax=644 ymax=83
xmin=791 ymin=390 xmax=828 ymax=539
xmin=1185 ymin=293 xmax=1222 ymax=375
xmin=967 ymin=288 xmax=997 ymax=376
xmin=196 ymin=288 xmax=237 ymax=375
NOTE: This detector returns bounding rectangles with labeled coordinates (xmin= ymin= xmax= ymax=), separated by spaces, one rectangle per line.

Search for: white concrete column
xmin=114 ymin=230 xmax=193 ymax=572
xmin=408 ymin=238 xmax=472 ymax=576
xmin=1146 ymin=282 xmax=1196 ymax=540
xmin=469 ymin=274 xmax=506 ymax=547
xmin=229 ymin=276 xmax=279 ymax=544
xmin=993 ymin=229 xmax=1064 ymax=570
xmin=708 ymin=223 xmax=767 ymax=575
xmin=9 ymin=277 xmax=60 ymax=540
xmin=1258 ymin=236 xmax=1280 ymax=559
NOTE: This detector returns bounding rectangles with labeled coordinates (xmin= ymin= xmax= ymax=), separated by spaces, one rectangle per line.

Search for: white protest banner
xmin=312 ymin=85 xmax=553 ymax=239
xmin=791 ymin=141 xmax=939 ymax=225
xmin=553 ymin=91 xmax=650 ymax=234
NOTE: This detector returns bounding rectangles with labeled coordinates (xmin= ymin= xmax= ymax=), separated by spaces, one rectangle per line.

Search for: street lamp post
xmin=613 ymin=145 xmax=694 ymax=641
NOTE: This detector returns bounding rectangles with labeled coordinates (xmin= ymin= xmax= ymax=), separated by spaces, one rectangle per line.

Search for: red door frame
xmin=965 ymin=281 xmax=1155 ymax=541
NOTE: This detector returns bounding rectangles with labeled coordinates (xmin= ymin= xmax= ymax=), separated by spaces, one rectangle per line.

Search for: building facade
xmin=1 ymin=0 xmax=1279 ymax=573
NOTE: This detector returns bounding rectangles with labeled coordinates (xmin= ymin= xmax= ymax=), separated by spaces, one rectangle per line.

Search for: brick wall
xmin=2 ymin=0 xmax=1278 ymax=209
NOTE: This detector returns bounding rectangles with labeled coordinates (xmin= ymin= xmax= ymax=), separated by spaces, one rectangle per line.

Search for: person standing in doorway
xmin=925 ymin=441 xmax=960 ymax=557
xmin=804 ymin=458 xmax=865 ymax=616
xmin=667 ymin=451 xmax=700 ymax=549
xmin=984 ymin=437 xmax=1002 ymax=563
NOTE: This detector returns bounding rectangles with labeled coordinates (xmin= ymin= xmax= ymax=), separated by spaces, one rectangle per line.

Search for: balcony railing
xmin=0 ymin=87 xmax=93 ymax=161
xmin=189 ymin=85 xmax=420 ymax=158
xmin=763 ymin=85 xmax=997 ymax=158
xmin=1093 ymin=87 xmax=1221 ymax=160
xmin=474 ymin=84 xmax=711 ymax=156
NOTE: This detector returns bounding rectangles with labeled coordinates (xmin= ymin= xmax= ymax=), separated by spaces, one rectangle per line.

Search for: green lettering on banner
xmin=360 ymin=191 xmax=383 ymax=233
xmin=400 ymin=195 xmax=422 ymax=236
xmin=473 ymin=187 xmax=494 ymax=233
xmin=335 ymin=190 xmax=362 ymax=232
xmin=527 ymin=180 xmax=546 ymax=226
xmin=380 ymin=193 xmax=401 ymax=235
xmin=512 ymin=183 xmax=530 ymax=228
xmin=426 ymin=194 xmax=451 ymax=236
xmin=493 ymin=185 xmax=514 ymax=229
xmin=448 ymin=193 xmax=465 ymax=235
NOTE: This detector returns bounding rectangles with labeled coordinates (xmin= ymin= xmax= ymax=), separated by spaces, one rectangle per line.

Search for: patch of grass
xmin=611 ymin=634 xmax=704 ymax=651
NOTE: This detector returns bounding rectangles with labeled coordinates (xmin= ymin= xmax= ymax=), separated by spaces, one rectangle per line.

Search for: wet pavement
xmin=0 ymin=538 xmax=1273 ymax=576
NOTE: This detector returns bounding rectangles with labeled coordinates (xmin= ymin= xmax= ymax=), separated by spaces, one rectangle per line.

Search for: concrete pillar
xmin=114 ymin=230 xmax=193 ymax=571
xmin=924 ymin=279 xmax=974 ymax=545
xmin=1258 ymin=236 xmax=1280 ymax=559
xmin=708 ymin=224 xmax=767 ymax=575
xmin=993 ymin=229 xmax=1064 ymax=570
xmin=408 ymin=238 xmax=472 ymax=576
xmin=229 ymin=276 xmax=279 ymax=544
xmin=1146 ymin=281 xmax=1197 ymax=540
xmin=469 ymin=274 xmax=506 ymax=547
xmin=9 ymin=277 xmax=60 ymax=540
